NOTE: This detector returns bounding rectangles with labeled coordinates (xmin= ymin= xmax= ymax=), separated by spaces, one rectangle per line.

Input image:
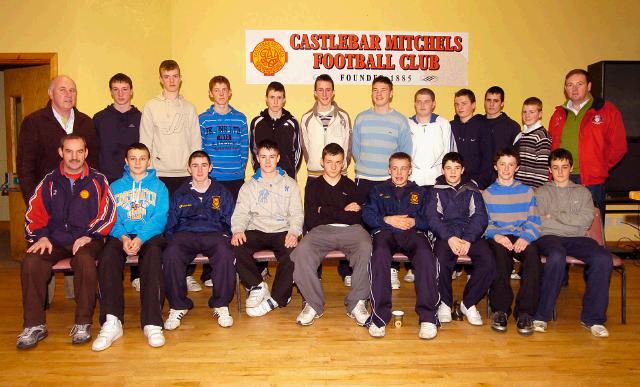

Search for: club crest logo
xmin=212 ymin=196 xmax=220 ymax=210
xmin=79 ymin=189 xmax=90 ymax=199
xmin=250 ymin=38 xmax=288 ymax=76
xmin=409 ymin=192 xmax=419 ymax=205
xmin=592 ymin=114 xmax=603 ymax=124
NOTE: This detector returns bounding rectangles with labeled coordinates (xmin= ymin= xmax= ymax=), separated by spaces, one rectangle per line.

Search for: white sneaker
xmin=437 ymin=303 xmax=452 ymax=323
xmin=164 ymin=309 xmax=188 ymax=330
xmin=404 ymin=269 xmax=415 ymax=283
xmin=246 ymin=297 xmax=278 ymax=317
xmin=581 ymin=322 xmax=609 ymax=338
xmin=91 ymin=314 xmax=123 ymax=352
xmin=297 ymin=303 xmax=321 ymax=326
xmin=460 ymin=302 xmax=483 ymax=326
xmin=186 ymin=276 xmax=202 ymax=292
xmin=131 ymin=278 xmax=141 ymax=292
xmin=419 ymin=322 xmax=438 ymax=340
xmin=390 ymin=268 xmax=400 ymax=290
xmin=344 ymin=275 xmax=352 ymax=287
xmin=533 ymin=320 xmax=547 ymax=333
xmin=213 ymin=307 xmax=233 ymax=328
xmin=204 ymin=279 xmax=213 ymax=287
xmin=143 ymin=325 xmax=165 ymax=347
xmin=246 ymin=282 xmax=270 ymax=308
xmin=347 ymin=300 xmax=370 ymax=326
xmin=368 ymin=324 xmax=385 ymax=338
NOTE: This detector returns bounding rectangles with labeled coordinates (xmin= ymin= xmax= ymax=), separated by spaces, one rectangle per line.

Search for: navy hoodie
xmin=93 ymin=104 xmax=141 ymax=182
xmin=426 ymin=175 xmax=487 ymax=243
xmin=450 ymin=114 xmax=493 ymax=189
xmin=362 ymin=179 xmax=428 ymax=234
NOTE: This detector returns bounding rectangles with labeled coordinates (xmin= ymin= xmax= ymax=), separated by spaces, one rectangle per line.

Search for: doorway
xmin=0 ymin=53 xmax=57 ymax=260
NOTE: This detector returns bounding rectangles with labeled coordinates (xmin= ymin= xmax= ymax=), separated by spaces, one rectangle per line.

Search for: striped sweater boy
xmin=514 ymin=122 xmax=551 ymax=188
xmin=482 ymin=179 xmax=541 ymax=242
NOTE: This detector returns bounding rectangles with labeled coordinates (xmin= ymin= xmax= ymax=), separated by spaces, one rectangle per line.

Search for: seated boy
xmin=427 ymin=152 xmax=495 ymax=326
xmin=533 ymin=148 xmax=612 ymax=337
xmin=363 ymin=152 xmax=438 ymax=340
xmin=514 ymin=97 xmax=551 ymax=188
xmin=231 ymin=140 xmax=303 ymax=317
xmin=162 ymin=151 xmax=236 ymax=330
xmin=94 ymin=143 xmax=169 ymax=351
xmin=291 ymin=143 xmax=371 ymax=326
xmin=483 ymin=148 xmax=542 ymax=335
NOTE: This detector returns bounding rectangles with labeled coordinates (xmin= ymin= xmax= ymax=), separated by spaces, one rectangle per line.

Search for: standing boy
xmin=484 ymin=86 xmax=521 ymax=155
xmin=483 ymin=149 xmax=542 ymax=335
xmin=231 ymin=140 xmax=303 ymax=317
xmin=93 ymin=143 xmax=169 ymax=351
xmin=533 ymin=148 xmax=612 ymax=337
xmin=249 ymin=82 xmax=301 ymax=179
xmin=427 ymin=152 xmax=495 ymax=327
xmin=291 ymin=143 xmax=370 ymax=326
xmin=363 ymin=152 xmax=438 ymax=340
xmin=162 ymin=151 xmax=236 ymax=330
xmin=514 ymin=97 xmax=551 ymax=188
xmin=450 ymin=89 xmax=493 ymax=189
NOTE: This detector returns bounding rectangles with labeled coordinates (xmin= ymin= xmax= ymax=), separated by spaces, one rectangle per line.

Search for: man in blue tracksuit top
xmin=162 ymin=150 xmax=236 ymax=331
xmin=94 ymin=143 xmax=169 ymax=351
xmin=363 ymin=152 xmax=439 ymax=340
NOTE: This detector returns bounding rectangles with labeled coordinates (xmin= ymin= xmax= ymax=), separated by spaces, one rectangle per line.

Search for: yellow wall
xmin=1 ymin=0 xmax=639 ymax=239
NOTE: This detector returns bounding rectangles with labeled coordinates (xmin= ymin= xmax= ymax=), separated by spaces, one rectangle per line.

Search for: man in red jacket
xmin=548 ymin=69 xmax=627 ymax=218
xmin=17 ymin=75 xmax=98 ymax=203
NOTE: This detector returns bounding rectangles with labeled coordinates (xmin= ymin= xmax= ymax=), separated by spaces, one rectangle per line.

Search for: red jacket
xmin=548 ymin=97 xmax=627 ymax=186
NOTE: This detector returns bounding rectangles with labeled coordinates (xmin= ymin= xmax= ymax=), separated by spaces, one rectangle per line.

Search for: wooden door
xmin=4 ymin=65 xmax=51 ymax=260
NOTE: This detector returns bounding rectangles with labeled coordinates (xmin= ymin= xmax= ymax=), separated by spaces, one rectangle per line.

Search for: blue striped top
xmin=352 ymin=108 xmax=412 ymax=180
xmin=482 ymin=179 xmax=541 ymax=242
xmin=199 ymin=104 xmax=248 ymax=181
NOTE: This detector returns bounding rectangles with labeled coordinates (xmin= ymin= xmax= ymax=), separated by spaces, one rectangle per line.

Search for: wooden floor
xmin=0 ymin=259 xmax=639 ymax=386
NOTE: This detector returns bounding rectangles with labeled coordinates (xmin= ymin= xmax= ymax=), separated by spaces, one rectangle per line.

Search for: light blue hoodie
xmin=109 ymin=166 xmax=169 ymax=243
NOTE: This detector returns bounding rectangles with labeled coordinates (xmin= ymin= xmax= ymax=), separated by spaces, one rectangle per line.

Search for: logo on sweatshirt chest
xmin=212 ymin=196 xmax=220 ymax=210
xmin=592 ymin=114 xmax=604 ymax=125
xmin=79 ymin=190 xmax=90 ymax=199
xmin=410 ymin=192 xmax=420 ymax=205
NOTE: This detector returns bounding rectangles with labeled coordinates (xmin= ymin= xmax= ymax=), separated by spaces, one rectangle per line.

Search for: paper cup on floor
xmin=392 ymin=310 xmax=404 ymax=328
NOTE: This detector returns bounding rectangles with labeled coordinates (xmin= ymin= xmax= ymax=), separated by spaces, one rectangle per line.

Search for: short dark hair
xmin=523 ymin=97 xmax=543 ymax=111
xmin=109 ymin=73 xmax=133 ymax=89
xmin=209 ymin=75 xmax=231 ymax=91
xmin=322 ymin=143 xmax=344 ymax=159
xmin=565 ymin=68 xmax=591 ymax=84
xmin=257 ymin=139 xmax=280 ymax=154
xmin=549 ymin=148 xmax=574 ymax=167
xmin=494 ymin=147 xmax=520 ymax=166
xmin=442 ymin=152 xmax=464 ymax=168
xmin=266 ymin=81 xmax=286 ymax=97
xmin=314 ymin=74 xmax=334 ymax=90
xmin=372 ymin=75 xmax=393 ymax=90
xmin=485 ymin=86 xmax=505 ymax=102
xmin=159 ymin=60 xmax=180 ymax=76
xmin=414 ymin=88 xmax=435 ymax=101
xmin=188 ymin=150 xmax=211 ymax=165
xmin=389 ymin=152 xmax=412 ymax=166
xmin=59 ymin=134 xmax=86 ymax=149
xmin=125 ymin=142 xmax=150 ymax=158
xmin=454 ymin=88 xmax=476 ymax=103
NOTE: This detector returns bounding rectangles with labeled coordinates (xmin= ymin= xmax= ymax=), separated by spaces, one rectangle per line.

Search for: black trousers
xmin=234 ymin=230 xmax=294 ymax=307
xmin=98 ymin=236 xmax=166 ymax=328
xmin=488 ymin=235 xmax=542 ymax=318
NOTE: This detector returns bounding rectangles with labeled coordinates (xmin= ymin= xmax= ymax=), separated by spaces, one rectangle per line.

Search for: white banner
xmin=246 ymin=30 xmax=468 ymax=86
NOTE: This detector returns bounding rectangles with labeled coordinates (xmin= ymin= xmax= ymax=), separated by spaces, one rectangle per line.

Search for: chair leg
xmin=552 ymin=306 xmax=557 ymax=321
xmin=64 ymin=273 xmax=75 ymax=299
xmin=236 ymin=273 xmax=241 ymax=314
xmin=46 ymin=273 xmax=56 ymax=306
xmin=619 ymin=266 xmax=626 ymax=324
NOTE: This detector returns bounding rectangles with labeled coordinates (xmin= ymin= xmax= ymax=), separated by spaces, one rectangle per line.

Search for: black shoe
xmin=517 ymin=314 xmax=534 ymax=336
xmin=491 ymin=311 xmax=508 ymax=333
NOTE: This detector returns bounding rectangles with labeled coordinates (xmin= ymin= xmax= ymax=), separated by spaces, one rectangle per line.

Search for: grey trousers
xmin=291 ymin=225 xmax=372 ymax=314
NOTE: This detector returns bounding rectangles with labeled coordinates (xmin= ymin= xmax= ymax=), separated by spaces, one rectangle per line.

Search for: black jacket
xmin=450 ymin=114 xmax=493 ymax=189
xmin=249 ymin=108 xmax=301 ymax=179
xmin=93 ymin=104 xmax=141 ymax=182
